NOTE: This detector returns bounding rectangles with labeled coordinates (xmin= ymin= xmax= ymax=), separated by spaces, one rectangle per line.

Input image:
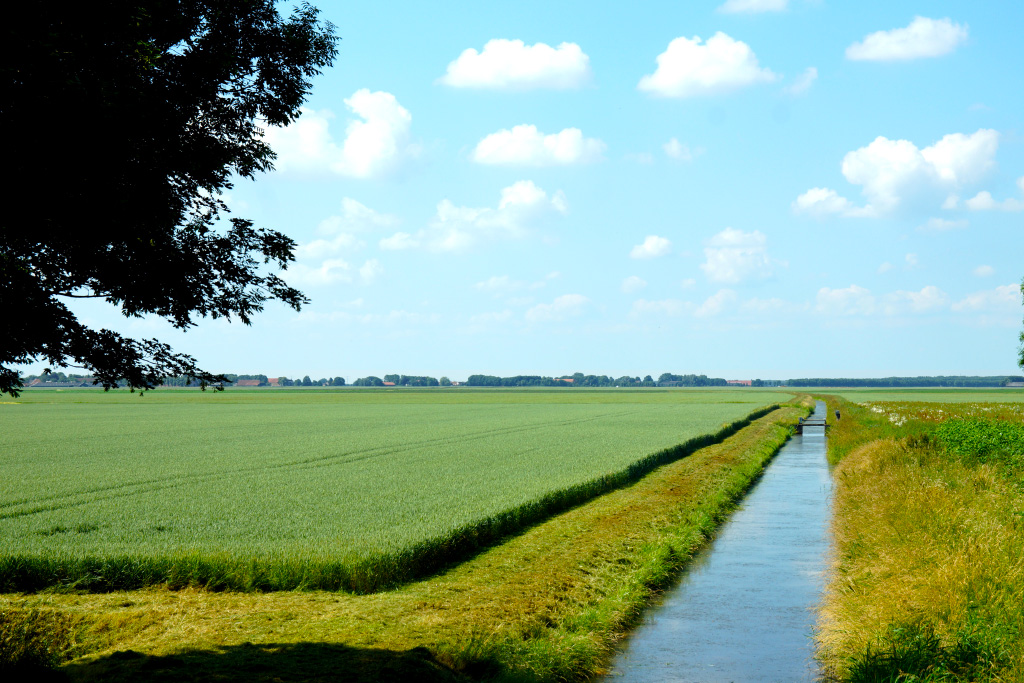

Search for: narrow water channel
xmin=605 ymin=400 xmax=831 ymax=682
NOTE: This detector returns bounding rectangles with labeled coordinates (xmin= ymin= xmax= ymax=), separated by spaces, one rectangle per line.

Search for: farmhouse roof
xmin=235 ymin=379 xmax=261 ymax=387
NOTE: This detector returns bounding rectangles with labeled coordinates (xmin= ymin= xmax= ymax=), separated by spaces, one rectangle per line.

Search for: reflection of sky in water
xmin=606 ymin=402 xmax=831 ymax=682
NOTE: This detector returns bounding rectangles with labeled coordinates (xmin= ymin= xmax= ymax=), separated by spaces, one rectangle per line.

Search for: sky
xmin=45 ymin=0 xmax=1024 ymax=381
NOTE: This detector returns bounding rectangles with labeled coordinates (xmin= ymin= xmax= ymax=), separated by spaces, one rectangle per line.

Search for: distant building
xmin=235 ymin=379 xmax=261 ymax=387
xmin=727 ymin=380 xmax=753 ymax=386
xmin=1006 ymin=382 xmax=1024 ymax=388
xmin=267 ymin=377 xmax=281 ymax=387
xmin=382 ymin=381 xmax=396 ymax=386
xmin=554 ymin=378 xmax=574 ymax=384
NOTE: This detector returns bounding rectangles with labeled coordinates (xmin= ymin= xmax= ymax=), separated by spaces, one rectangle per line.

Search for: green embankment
xmin=1 ymin=388 xmax=781 ymax=593
xmin=817 ymin=395 xmax=1024 ymax=682
xmin=1 ymin=399 xmax=808 ymax=681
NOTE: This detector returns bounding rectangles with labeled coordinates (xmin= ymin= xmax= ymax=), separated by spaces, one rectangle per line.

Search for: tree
xmin=301 ymin=376 xmax=312 ymax=387
xmin=1 ymin=2 xmax=338 ymax=396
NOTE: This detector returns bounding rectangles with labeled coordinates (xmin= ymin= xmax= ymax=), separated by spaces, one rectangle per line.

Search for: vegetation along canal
xmin=606 ymin=400 xmax=831 ymax=681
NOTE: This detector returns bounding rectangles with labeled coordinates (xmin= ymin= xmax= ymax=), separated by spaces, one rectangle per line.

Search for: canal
xmin=605 ymin=400 xmax=832 ymax=681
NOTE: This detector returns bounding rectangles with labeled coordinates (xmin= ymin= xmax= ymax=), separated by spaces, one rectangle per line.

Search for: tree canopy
xmin=1 ymin=1 xmax=338 ymax=396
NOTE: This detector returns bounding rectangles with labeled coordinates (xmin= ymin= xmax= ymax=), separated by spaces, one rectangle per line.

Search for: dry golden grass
xmin=818 ymin=398 xmax=1024 ymax=682
xmin=1 ymin=403 xmax=808 ymax=682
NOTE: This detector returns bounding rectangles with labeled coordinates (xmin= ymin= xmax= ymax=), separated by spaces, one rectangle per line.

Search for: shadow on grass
xmin=50 ymin=640 xmax=564 ymax=683
xmin=31 ymin=642 xmax=496 ymax=683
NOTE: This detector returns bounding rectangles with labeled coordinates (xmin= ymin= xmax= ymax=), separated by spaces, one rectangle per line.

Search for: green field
xmin=801 ymin=387 xmax=1024 ymax=404
xmin=0 ymin=387 xmax=782 ymax=592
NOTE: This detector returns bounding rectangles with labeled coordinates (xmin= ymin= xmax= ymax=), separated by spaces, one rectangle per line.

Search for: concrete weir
xmin=605 ymin=400 xmax=832 ymax=682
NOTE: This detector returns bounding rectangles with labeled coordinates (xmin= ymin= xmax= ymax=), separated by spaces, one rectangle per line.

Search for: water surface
xmin=606 ymin=401 xmax=831 ymax=681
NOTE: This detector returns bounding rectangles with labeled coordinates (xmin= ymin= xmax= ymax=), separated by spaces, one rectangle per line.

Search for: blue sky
xmin=50 ymin=0 xmax=1024 ymax=381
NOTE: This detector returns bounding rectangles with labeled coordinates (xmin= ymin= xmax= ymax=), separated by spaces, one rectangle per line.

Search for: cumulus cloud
xmin=694 ymin=289 xmax=738 ymax=317
xmin=638 ymin=32 xmax=778 ymax=98
xmin=525 ymin=294 xmax=590 ymax=322
xmin=316 ymin=198 xmax=400 ymax=236
xmin=973 ymin=265 xmax=995 ymax=278
xmin=952 ymin=284 xmax=1021 ymax=312
xmin=262 ymin=90 xmax=416 ymax=178
xmin=663 ymin=138 xmax=698 ymax=161
xmin=286 ymin=258 xmax=383 ymax=288
xmin=474 ymin=274 xmax=552 ymax=296
xmin=795 ymin=129 xmax=999 ymax=216
xmin=700 ymin=228 xmax=778 ymax=284
xmin=784 ymin=67 xmax=818 ymax=96
xmin=846 ymin=17 xmax=968 ymax=62
xmin=630 ymin=235 xmax=672 ymax=259
xmin=379 ymin=180 xmax=567 ymax=252
xmin=718 ymin=0 xmax=787 ymax=13
xmin=816 ymin=285 xmax=876 ymax=316
xmin=438 ymin=39 xmax=591 ymax=90
xmin=965 ymin=177 xmax=1024 ymax=211
xmin=918 ymin=217 xmax=968 ymax=232
xmin=792 ymin=187 xmax=861 ymax=217
xmin=472 ymin=125 xmax=605 ymax=166
xmin=816 ymin=284 xmax=951 ymax=316
xmin=621 ymin=276 xmax=647 ymax=293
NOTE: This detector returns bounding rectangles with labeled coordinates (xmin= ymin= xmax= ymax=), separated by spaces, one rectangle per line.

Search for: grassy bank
xmin=817 ymin=395 xmax=1024 ymax=681
xmin=1 ymin=401 xmax=807 ymax=681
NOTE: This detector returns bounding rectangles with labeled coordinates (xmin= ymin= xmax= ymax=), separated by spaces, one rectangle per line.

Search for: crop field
xmin=0 ymin=387 xmax=781 ymax=593
xmin=819 ymin=387 xmax=1024 ymax=404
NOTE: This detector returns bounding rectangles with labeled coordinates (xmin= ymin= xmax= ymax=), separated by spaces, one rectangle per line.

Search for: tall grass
xmin=817 ymin=395 xmax=1024 ymax=681
xmin=2 ymin=404 xmax=779 ymax=594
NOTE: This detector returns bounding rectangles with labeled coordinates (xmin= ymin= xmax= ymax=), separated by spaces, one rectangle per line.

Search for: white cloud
xmin=694 ymin=289 xmax=738 ymax=317
xmin=942 ymin=194 xmax=959 ymax=209
xmin=358 ymin=259 xmax=383 ymax=284
xmin=878 ymin=262 xmax=893 ymax=274
xmin=630 ymin=235 xmax=672 ymax=259
xmin=663 ymin=138 xmax=697 ymax=161
xmin=846 ymin=17 xmax=968 ymax=62
xmin=438 ymin=39 xmax=591 ymax=90
xmin=621 ymin=276 xmax=648 ymax=293
xmin=380 ymin=180 xmax=566 ymax=253
xmin=472 ymin=125 xmax=606 ymax=166
xmin=286 ymin=258 xmax=353 ymax=287
xmin=817 ymin=284 xmax=954 ymax=317
xmin=796 ymin=129 xmax=999 ymax=216
xmin=718 ymin=0 xmax=787 ymax=13
xmin=316 ymin=198 xmax=399 ymax=235
xmin=638 ymin=32 xmax=778 ymax=98
xmin=739 ymin=297 xmax=806 ymax=315
xmin=816 ymin=285 xmax=876 ymax=316
xmin=792 ymin=187 xmax=860 ymax=217
xmin=784 ymin=67 xmax=818 ymax=96
xmin=525 ymin=294 xmax=590 ymax=322
xmin=965 ymin=178 xmax=1024 ymax=211
xmin=700 ymin=228 xmax=778 ymax=284
xmin=262 ymin=90 xmax=415 ymax=178
xmin=918 ymin=217 xmax=968 ymax=232
xmin=973 ymin=265 xmax=995 ymax=278
xmin=952 ymin=284 xmax=1021 ymax=312
xmin=630 ymin=298 xmax=689 ymax=317
xmin=880 ymin=286 xmax=948 ymax=316
xmin=474 ymin=274 xmax=550 ymax=295
xmin=295 ymin=233 xmax=362 ymax=261
xmin=905 ymin=253 xmax=919 ymax=268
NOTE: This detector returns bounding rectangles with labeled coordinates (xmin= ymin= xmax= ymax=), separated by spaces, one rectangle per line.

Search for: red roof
xmin=235 ymin=379 xmax=261 ymax=387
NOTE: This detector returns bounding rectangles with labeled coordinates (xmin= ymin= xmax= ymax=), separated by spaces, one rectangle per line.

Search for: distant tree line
xmin=787 ymin=376 xmax=1020 ymax=388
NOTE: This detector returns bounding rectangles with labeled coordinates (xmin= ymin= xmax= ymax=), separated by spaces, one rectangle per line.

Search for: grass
xmin=816 ymin=394 xmax=1024 ymax=682
xmin=0 ymin=399 xmax=809 ymax=681
xmin=1 ymin=388 xmax=783 ymax=593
